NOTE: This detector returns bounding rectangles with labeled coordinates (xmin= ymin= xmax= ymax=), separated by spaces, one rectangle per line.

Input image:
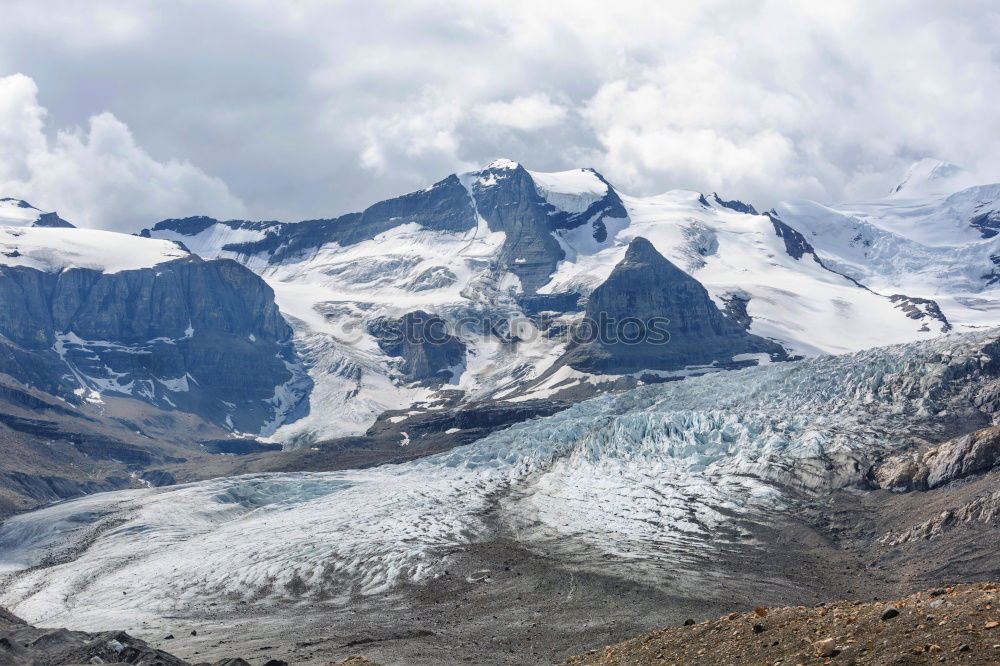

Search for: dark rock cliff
xmin=369 ymin=310 xmax=467 ymax=384
xmin=472 ymin=163 xmax=628 ymax=293
xmin=0 ymin=256 xmax=309 ymax=434
xmin=470 ymin=163 xmax=567 ymax=293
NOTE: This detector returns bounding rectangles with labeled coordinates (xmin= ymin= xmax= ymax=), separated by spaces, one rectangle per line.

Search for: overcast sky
xmin=1 ymin=0 xmax=999 ymax=231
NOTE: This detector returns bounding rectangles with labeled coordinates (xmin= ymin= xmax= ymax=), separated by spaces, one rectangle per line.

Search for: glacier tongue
xmin=2 ymin=330 xmax=1000 ymax=629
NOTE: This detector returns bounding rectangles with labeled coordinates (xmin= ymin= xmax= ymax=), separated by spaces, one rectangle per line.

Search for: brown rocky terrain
xmin=0 ymin=605 xmax=382 ymax=666
xmin=564 ymin=583 xmax=1000 ymax=665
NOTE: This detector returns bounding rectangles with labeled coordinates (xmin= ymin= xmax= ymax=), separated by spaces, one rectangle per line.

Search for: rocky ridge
xmin=563 ymin=583 xmax=1000 ymax=665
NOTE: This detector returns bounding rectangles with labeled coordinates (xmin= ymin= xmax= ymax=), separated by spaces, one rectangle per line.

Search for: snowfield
xmin=0 ymin=225 xmax=190 ymax=273
xmin=3 ymin=329 xmax=999 ymax=630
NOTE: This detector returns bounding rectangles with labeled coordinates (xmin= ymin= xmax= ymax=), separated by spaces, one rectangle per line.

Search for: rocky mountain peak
xmin=563 ymin=236 xmax=786 ymax=374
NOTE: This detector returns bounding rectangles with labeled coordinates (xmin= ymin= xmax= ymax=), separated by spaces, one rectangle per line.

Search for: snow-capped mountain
xmin=5 ymin=164 xmax=1000 ymax=665
xmin=0 ymin=198 xmax=74 ymax=228
xmin=143 ymin=159 xmax=1000 ymax=445
xmin=3 ymin=158 xmax=999 ymax=449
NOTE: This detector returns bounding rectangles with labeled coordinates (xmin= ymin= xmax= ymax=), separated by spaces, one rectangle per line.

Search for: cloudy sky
xmin=1 ymin=0 xmax=999 ymax=231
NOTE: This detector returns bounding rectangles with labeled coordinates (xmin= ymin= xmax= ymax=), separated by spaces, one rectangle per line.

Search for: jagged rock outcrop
xmin=0 ymin=609 xmax=299 ymax=666
xmin=876 ymin=425 xmax=1000 ymax=491
xmin=767 ymin=212 xmax=820 ymax=261
xmin=970 ymin=208 xmax=1000 ymax=238
xmin=369 ymin=311 xmax=466 ymax=384
xmin=0 ymin=622 xmax=188 ymax=665
xmin=0 ymin=198 xmax=74 ymax=228
xmin=562 ymin=237 xmax=786 ymax=373
xmin=710 ymin=192 xmax=758 ymax=215
xmin=147 ymin=161 xmax=626 ymax=296
xmin=880 ymin=489 xmax=1000 ymax=545
xmin=720 ymin=292 xmax=753 ymax=330
xmin=0 ymin=256 xmax=310 ymax=434
xmin=0 ymin=606 xmax=22 ymax=630
xmin=889 ymin=294 xmax=952 ymax=332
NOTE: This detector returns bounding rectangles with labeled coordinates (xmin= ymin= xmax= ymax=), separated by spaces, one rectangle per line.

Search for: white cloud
xmin=0 ymin=73 xmax=245 ymax=231
xmin=476 ymin=93 xmax=568 ymax=131
xmin=358 ymin=88 xmax=465 ymax=173
xmin=0 ymin=1 xmax=999 ymax=218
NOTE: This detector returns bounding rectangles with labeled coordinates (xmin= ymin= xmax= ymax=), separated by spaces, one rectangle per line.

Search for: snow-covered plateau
xmin=2 ymin=328 xmax=999 ymax=631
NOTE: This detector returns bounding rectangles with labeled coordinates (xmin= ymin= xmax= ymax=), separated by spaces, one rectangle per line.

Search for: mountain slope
xmin=776 ymin=177 xmax=1000 ymax=332
xmin=564 ymin=583 xmax=1000 ymax=665
xmin=5 ymin=160 xmax=993 ymax=451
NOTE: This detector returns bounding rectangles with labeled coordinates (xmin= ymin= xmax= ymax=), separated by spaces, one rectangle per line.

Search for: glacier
xmin=2 ymin=329 xmax=999 ymax=631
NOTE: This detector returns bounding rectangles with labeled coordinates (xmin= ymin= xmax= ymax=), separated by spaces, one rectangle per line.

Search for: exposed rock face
xmin=711 ymin=192 xmax=758 ymax=215
xmin=767 ymin=212 xmax=820 ymax=261
xmin=876 ymin=425 xmax=1000 ymax=491
xmin=881 ymin=488 xmax=1000 ymax=545
xmin=31 ymin=212 xmax=74 ymax=228
xmin=139 ymin=469 xmax=178 ymax=486
xmin=970 ymin=209 xmax=1000 ymax=239
xmin=889 ymin=294 xmax=952 ymax=332
xmin=472 ymin=162 xmax=627 ymax=292
xmin=542 ymin=169 xmax=627 ymax=243
xmin=470 ymin=162 xmax=569 ymax=293
xmin=369 ymin=311 xmax=466 ymax=384
xmin=720 ymin=292 xmax=753 ymax=330
xmin=0 ymin=470 xmax=130 ymax=507
xmin=0 ymin=606 xmax=23 ymax=630
xmin=563 ymin=237 xmax=786 ymax=373
xmin=148 ymin=162 xmax=627 ymax=296
xmin=0 ymin=256 xmax=310 ymax=434
xmin=0 ymin=611 xmax=294 ymax=666
xmin=0 ymin=198 xmax=74 ymax=228
xmin=0 ymin=623 xmax=188 ymax=665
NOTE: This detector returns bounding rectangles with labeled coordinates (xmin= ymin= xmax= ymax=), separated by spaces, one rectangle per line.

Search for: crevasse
xmin=1 ymin=329 xmax=998 ymax=630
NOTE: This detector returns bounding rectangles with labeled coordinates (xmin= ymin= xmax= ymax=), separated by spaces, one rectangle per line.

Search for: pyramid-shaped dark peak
xmin=617 ymin=237 xmax=687 ymax=277
xmin=588 ymin=237 xmax=709 ymax=324
xmin=622 ymin=236 xmax=661 ymax=261
xmin=566 ymin=236 xmax=787 ymax=374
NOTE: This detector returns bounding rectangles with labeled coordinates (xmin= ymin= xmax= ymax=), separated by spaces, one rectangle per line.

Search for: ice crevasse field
xmin=0 ymin=328 xmax=998 ymax=631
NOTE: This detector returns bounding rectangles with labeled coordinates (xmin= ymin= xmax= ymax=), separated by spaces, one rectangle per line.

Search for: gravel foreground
xmin=3 ymin=584 xmax=999 ymax=665
xmin=563 ymin=583 xmax=1000 ymax=665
